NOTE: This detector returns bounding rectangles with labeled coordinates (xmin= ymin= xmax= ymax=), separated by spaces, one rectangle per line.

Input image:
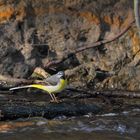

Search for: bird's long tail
xmin=9 ymin=85 xmax=33 ymax=91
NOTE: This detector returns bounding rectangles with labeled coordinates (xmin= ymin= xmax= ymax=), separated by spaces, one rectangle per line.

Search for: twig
xmin=66 ymin=88 xmax=140 ymax=98
xmin=46 ymin=20 xmax=135 ymax=68
xmin=134 ymin=0 xmax=140 ymax=29
xmin=0 ymin=74 xmax=43 ymax=88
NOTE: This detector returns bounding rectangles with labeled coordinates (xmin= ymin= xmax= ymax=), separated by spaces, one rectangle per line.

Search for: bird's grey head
xmin=56 ymin=71 xmax=65 ymax=79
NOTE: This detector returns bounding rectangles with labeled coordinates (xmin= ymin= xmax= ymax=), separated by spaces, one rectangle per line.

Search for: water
xmin=0 ymin=108 xmax=140 ymax=140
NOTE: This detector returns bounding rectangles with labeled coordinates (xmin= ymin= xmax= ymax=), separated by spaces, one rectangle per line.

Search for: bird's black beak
xmin=61 ymin=75 xmax=65 ymax=79
xmin=61 ymin=73 xmax=65 ymax=79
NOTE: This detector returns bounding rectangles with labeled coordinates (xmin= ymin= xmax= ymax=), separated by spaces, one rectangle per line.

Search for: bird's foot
xmin=50 ymin=99 xmax=62 ymax=103
xmin=50 ymin=100 xmax=59 ymax=103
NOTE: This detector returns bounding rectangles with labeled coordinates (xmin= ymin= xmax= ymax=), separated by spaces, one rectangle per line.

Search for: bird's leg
xmin=49 ymin=93 xmax=55 ymax=102
xmin=52 ymin=94 xmax=59 ymax=103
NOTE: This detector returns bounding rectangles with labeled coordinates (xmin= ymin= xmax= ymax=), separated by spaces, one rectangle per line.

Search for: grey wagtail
xmin=9 ymin=71 xmax=67 ymax=102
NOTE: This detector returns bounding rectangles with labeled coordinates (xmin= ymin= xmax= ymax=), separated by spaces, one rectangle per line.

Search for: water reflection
xmin=0 ymin=108 xmax=139 ymax=140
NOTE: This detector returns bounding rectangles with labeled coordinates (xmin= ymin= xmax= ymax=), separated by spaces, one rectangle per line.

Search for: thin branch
xmin=46 ymin=19 xmax=135 ymax=68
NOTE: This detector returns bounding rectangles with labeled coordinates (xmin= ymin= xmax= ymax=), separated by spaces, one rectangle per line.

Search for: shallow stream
xmin=0 ymin=107 xmax=139 ymax=140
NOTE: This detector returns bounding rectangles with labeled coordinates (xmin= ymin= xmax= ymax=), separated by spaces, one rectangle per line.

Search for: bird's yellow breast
xmin=56 ymin=79 xmax=67 ymax=93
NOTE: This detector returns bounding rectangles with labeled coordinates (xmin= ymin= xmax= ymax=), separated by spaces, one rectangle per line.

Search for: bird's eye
xmin=58 ymin=71 xmax=63 ymax=75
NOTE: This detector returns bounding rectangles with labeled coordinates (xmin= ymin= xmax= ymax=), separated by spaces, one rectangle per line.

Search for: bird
xmin=9 ymin=71 xmax=67 ymax=103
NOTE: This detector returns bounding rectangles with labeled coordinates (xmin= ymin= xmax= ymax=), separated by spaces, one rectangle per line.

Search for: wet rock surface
xmin=0 ymin=0 xmax=140 ymax=90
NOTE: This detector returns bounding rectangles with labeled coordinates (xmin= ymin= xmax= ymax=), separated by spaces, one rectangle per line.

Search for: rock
xmin=0 ymin=0 xmax=139 ymax=90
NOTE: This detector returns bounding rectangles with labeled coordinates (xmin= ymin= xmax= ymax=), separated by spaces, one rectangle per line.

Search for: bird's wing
xmin=43 ymin=75 xmax=59 ymax=85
